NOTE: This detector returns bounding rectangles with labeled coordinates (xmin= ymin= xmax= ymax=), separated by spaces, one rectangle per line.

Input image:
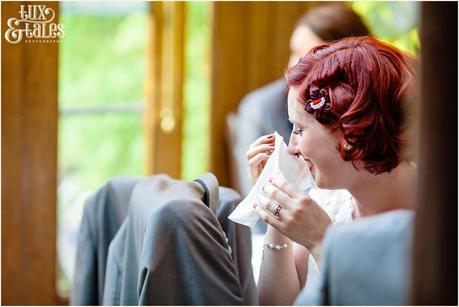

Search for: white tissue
xmin=229 ymin=131 xmax=316 ymax=228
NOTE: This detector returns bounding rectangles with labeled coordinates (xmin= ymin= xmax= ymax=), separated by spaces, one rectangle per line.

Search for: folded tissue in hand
xmin=229 ymin=131 xmax=316 ymax=228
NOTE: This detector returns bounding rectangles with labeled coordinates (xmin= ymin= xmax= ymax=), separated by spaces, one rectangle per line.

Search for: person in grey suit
xmin=102 ymin=173 xmax=257 ymax=305
xmin=294 ymin=210 xmax=414 ymax=305
xmin=247 ymin=36 xmax=417 ymax=304
xmin=72 ymin=173 xmax=256 ymax=305
xmin=232 ymin=4 xmax=370 ymax=197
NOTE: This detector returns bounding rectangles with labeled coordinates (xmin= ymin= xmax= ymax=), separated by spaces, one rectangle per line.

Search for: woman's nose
xmin=287 ymin=133 xmax=299 ymax=156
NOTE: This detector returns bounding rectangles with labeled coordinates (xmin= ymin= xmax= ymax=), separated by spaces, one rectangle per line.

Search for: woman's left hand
xmin=254 ymin=175 xmax=332 ymax=253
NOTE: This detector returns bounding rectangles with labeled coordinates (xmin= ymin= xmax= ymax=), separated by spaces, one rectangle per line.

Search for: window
xmin=57 ymin=2 xmax=148 ymax=295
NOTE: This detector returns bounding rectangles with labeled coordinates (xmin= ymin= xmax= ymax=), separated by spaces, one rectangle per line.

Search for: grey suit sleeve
xmin=233 ymin=80 xmax=291 ymax=196
xmin=102 ymin=220 xmax=128 ymax=306
xmin=102 ymin=244 xmax=121 ymax=305
xmin=295 ymin=210 xmax=414 ymax=305
xmin=233 ymin=95 xmax=265 ymax=196
xmin=70 ymin=205 xmax=98 ymax=305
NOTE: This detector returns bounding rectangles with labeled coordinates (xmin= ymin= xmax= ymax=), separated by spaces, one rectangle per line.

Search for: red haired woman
xmin=247 ymin=36 xmax=417 ymax=304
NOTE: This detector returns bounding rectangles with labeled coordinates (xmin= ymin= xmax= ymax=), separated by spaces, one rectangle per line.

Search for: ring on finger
xmin=272 ymin=204 xmax=283 ymax=217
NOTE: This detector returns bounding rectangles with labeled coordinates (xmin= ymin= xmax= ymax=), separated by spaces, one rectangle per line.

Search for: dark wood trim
xmin=411 ymin=2 xmax=458 ymax=304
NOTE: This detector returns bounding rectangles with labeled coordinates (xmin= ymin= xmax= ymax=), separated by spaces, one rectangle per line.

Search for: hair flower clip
xmin=308 ymin=97 xmax=326 ymax=110
xmin=304 ymin=90 xmax=337 ymax=125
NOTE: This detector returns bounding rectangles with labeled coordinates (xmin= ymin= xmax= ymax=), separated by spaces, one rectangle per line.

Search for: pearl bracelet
xmin=264 ymin=240 xmax=293 ymax=250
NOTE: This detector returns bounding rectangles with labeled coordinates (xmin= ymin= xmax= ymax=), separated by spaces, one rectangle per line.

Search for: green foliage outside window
xmin=59 ymin=12 xmax=147 ymax=189
xmin=351 ymin=1 xmax=420 ymax=56
xmin=58 ymin=5 xmax=147 ymax=293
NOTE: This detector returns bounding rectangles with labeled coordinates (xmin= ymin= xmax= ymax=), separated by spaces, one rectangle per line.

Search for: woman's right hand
xmin=246 ymin=133 xmax=275 ymax=184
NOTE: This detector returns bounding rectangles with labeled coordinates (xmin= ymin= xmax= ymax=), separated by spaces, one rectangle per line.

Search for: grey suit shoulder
xmin=295 ymin=209 xmax=414 ymax=306
xmin=238 ymin=79 xmax=291 ymax=141
xmin=233 ymin=79 xmax=292 ymax=197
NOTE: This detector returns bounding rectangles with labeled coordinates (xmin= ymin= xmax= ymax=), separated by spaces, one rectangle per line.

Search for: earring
xmin=343 ymin=143 xmax=353 ymax=151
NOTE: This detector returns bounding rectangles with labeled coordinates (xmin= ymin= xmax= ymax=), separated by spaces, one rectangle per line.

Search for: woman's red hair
xmin=285 ymin=36 xmax=416 ymax=174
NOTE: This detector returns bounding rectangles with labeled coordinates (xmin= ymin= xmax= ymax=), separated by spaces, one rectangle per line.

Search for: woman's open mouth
xmin=305 ymin=159 xmax=313 ymax=172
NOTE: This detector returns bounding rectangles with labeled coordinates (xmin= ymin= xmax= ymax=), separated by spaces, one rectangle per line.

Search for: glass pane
xmin=57 ymin=2 xmax=147 ymax=296
xmin=60 ymin=3 xmax=148 ymax=109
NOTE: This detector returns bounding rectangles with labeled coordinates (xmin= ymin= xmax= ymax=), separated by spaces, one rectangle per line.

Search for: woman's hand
xmin=254 ymin=175 xmax=331 ymax=260
xmin=246 ymin=133 xmax=275 ymax=184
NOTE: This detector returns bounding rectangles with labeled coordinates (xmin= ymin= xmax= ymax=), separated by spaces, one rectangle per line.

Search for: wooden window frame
xmin=144 ymin=1 xmax=184 ymax=178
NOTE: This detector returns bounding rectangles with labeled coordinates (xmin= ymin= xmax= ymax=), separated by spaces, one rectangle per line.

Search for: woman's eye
xmin=293 ymin=129 xmax=303 ymax=136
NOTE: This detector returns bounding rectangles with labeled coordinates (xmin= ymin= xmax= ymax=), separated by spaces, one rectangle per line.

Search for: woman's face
xmin=287 ymin=87 xmax=350 ymax=189
xmin=288 ymin=25 xmax=323 ymax=68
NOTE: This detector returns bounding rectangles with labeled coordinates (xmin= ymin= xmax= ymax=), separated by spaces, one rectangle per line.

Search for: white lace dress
xmin=251 ymin=188 xmax=355 ymax=284
xmin=305 ymin=188 xmax=355 ymax=281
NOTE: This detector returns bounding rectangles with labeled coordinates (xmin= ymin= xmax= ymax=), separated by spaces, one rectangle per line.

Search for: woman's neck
xmin=348 ymin=162 xmax=416 ymax=218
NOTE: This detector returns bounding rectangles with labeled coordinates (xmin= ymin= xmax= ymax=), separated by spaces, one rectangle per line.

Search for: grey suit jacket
xmin=102 ymin=173 xmax=256 ymax=305
xmin=295 ymin=210 xmax=414 ymax=306
xmin=234 ymin=79 xmax=292 ymax=197
xmin=71 ymin=176 xmax=142 ymax=305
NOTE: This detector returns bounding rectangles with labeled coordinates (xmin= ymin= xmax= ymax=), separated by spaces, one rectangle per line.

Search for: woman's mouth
xmin=294 ymin=154 xmax=314 ymax=172
xmin=305 ymin=159 xmax=313 ymax=171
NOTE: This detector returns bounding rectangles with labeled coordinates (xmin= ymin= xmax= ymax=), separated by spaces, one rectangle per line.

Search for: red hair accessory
xmin=304 ymin=93 xmax=337 ymax=125
xmin=308 ymin=97 xmax=326 ymax=110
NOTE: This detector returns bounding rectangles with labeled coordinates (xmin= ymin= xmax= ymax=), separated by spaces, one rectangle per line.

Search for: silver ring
xmin=273 ymin=204 xmax=282 ymax=217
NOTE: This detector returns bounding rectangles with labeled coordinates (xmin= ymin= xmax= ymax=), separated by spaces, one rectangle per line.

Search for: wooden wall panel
xmin=1 ymin=1 xmax=59 ymax=305
xmin=209 ymin=1 xmax=312 ymax=187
